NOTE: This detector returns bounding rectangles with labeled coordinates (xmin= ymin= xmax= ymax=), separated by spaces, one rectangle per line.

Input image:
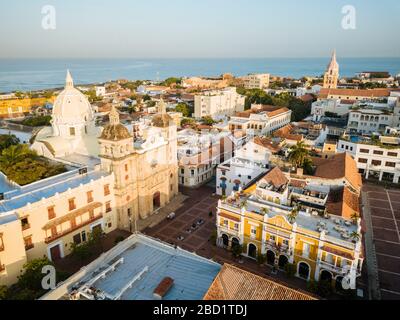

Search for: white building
xmin=216 ymin=137 xmax=275 ymax=196
xmin=311 ymin=99 xmax=352 ymax=121
xmin=338 ymin=133 xmax=400 ymax=183
xmin=243 ymin=73 xmax=270 ymax=90
xmin=194 ymin=87 xmax=245 ymax=120
xmin=177 ymin=129 xmax=234 ymax=188
xmin=296 ymin=85 xmax=322 ymax=97
xmin=228 ymin=105 xmax=292 ymax=137
xmin=95 ymin=86 xmax=106 ymax=97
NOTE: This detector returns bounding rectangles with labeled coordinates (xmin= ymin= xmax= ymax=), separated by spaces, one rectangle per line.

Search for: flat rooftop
xmin=41 ymin=234 xmax=221 ymax=300
xmin=0 ymin=169 xmax=110 ymax=216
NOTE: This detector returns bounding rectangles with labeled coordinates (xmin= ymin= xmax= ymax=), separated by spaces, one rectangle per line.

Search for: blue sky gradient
xmin=0 ymin=0 xmax=399 ymax=58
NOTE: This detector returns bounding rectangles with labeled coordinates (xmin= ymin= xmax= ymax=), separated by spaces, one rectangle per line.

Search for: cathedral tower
xmin=323 ymin=50 xmax=339 ymax=89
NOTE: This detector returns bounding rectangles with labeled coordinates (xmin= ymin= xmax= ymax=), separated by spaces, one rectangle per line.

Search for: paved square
xmin=363 ymin=184 xmax=400 ymax=300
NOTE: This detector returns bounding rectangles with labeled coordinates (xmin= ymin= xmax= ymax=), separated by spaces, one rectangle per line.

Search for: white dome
xmin=52 ymin=71 xmax=94 ymax=123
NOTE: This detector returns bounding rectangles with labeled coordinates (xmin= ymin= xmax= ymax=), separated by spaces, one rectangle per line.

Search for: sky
xmin=0 ymin=0 xmax=399 ymax=59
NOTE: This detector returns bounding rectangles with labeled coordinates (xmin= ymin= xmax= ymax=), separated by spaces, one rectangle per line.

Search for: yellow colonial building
xmin=0 ymin=97 xmax=55 ymax=118
xmin=217 ymin=163 xmax=364 ymax=290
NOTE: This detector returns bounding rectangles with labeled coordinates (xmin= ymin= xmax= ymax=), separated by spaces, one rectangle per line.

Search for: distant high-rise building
xmin=323 ymin=50 xmax=339 ymax=89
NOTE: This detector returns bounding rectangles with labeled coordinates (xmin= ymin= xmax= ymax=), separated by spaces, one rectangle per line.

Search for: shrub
xmin=284 ymin=263 xmax=296 ymax=278
xmin=209 ymin=229 xmax=217 ymax=246
xmin=257 ymin=254 xmax=266 ymax=265
xmin=231 ymin=244 xmax=243 ymax=258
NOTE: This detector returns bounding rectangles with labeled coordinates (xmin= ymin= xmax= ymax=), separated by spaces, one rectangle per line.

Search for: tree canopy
xmin=175 ymin=103 xmax=193 ymax=117
xmin=21 ymin=115 xmax=52 ymax=127
xmin=0 ymin=144 xmax=67 ymax=185
xmin=0 ymin=134 xmax=20 ymax=152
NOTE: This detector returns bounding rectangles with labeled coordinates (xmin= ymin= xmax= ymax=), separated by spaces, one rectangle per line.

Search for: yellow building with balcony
xmin=216 ymin=164 xmax=364 ymax=291
xmin=0 ymin=97 xmax=55 ymax=118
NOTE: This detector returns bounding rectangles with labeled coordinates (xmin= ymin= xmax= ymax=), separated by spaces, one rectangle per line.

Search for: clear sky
xmin=0 ymin=0 xmax=399 ymax=58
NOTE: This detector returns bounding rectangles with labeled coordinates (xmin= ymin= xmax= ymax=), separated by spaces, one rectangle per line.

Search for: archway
xmin=298 ymin=262 xmax=310 ymax=280
xmin=221 ymin=234 xmax=229 ymax=247
xmin=278 ymin=255 xmax=289 ymax=269
xmin=153 ymin=192 xmax=161 ymax=210
xmin=248 ymin=243 xmax=257 ymax=259
xmin=320 ymin=270 xmax=333 ymax=283
xmin=335 ymin=276 xmax=345 ymax=291
xmin=231 ymin=237 xmax=240 ymax=249
xmin=266 ymin=250 xmax=275 ymax=266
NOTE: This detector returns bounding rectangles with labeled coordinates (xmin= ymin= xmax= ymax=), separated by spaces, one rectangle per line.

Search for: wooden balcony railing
xmin=25 ymin=244 xmax=34 ymax=251
xmin=45 ymin=213 xmax=103 ymax=244
xmin=22 ymin=223 xmax=31 ymax=231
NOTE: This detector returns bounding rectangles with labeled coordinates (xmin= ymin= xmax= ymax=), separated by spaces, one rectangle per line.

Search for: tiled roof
xmin=253 ymin=137 xmax=281 ymax=153
xmin=319 ymin=88 xmax=390 ymax=99
xmin=203 ymin=264 xmax=316 ymax=300
xmin=266 ymin=107 xmax=290 ymax=118
xmin=326 ymin=186 xmax=360 ymax=220
xmin=273 ymin=124 xmax=303 ymax=142
xmin=261 ymin=167 xmax=288 ymax=189
xmin=312 ymin=153 xmax=362 ymax=192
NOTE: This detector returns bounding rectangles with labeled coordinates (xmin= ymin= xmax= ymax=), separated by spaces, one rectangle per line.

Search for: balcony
xmin=218 ymin=225 xmax=240 ymax=237
xmin=265 ymin=241 xmax=291 ymax=254
xmin=318 ymin=259 xmax=347 ymax=275
xmin=45 ymin=213 xmax=103 ymax=244
xmin=25 ymin=244 xmax=34 ymax=251
xmin=0 ymin=264 xmax=5 ymax=272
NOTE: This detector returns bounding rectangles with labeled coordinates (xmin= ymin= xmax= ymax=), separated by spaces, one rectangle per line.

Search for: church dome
xmin=52 ymin=71 xmax=94 ymax=122
xmin=100 ymin=106 xmax=131 ymax=140
xmin=152 ymin=98 xmax=173 ymax=128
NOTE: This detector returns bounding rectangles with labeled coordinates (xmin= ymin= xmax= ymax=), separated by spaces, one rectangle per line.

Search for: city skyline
xmin=0 ymin=0 xmax=399 ymax=59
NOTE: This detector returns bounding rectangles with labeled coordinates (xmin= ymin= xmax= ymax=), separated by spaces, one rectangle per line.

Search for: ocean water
xmin=0 ymin=58 xmax=399 ymax=93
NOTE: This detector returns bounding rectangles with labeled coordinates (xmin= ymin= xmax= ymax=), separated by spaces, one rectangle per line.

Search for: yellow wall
xmin=0 ymin=97 xmax=55 ymax=116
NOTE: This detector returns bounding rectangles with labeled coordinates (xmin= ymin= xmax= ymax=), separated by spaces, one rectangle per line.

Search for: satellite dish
xmin=341 ymin=276 xmax=351 ymax=290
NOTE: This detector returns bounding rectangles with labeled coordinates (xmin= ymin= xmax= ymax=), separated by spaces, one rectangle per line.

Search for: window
xmin=68 ymin=198 xmax=76 ymax=211
xmin=358 ymin=158 xmax=368 ymax=164
xmin=223 ymin=220 xmax=228 ymax=227
xmin=105 ymin=201 xmax=112 ymax=213
xmin=283 ymin=239 xmax=289 ymax=246
xmin=388 ymin=152 xmax=398 ymax=157
xmin=234 ymin=223 xmax=239 ymax=230
xmin=21 ymin=217 xmax=30 ymax=230
xmin=371 ymin=160 xmax=381 ymax=166
xmin=125 ymin=164 xmax=128 ymax=172
xmin=360 ymin=149 xmax=369 ymax=154
xmin=70 ymin=218 xmax=76 ymax=229
xmin=69 ymin=127 xmax=76 ymax=136
xmin=251 ymin=227 xmax=257 ymax=235
xmin=302 ymin=243 xmax=311 ymax=258
xmin=270 ymin=235 xmax=276 ymax=241
xmin=104 ymin=184 xmax=110 ymax=196
xmin=24 ymin=236 xmax=34 ymax=250
xmin=373 ymin=150 xmax=384 ymax=155
xmin=81 ymin=231 xmax=87 ymax=242
xmin=89 ymin=209 xmax=94 ymax=219
xmin=47 ymin=206 xmax=56 ymax=220
xmin=73 ymin=233 xmax=82 ymax=245
xmin=0 ymin=233 xmax=4 ymax=252
xmin=87 ymin=191 xmax=94 ymax=203
xmin=386 ymin=162 xmax=396 ymax=168
xmin=180 ymin=169 xmax=184 ymax=174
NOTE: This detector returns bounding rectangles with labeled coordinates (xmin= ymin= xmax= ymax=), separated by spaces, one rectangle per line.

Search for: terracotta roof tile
xmin=203 ymin=264 xmax=316 ymax=300
xmin=261 ymin=167 xmax=288 ymax=189
xmin=319 ymin=88 xmax=390 ymax=99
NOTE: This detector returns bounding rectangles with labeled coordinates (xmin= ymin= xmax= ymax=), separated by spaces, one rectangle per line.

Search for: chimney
xmin=297 ymin=168 xmax=304 ymax=177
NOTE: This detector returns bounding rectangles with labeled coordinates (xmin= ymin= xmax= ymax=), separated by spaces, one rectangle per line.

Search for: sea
xmin=0 ymin=58 xmax=399 ymax=93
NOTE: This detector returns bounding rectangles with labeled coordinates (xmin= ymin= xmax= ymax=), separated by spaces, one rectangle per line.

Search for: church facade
xmin=0 ymin=71 xmax=179 ymax=286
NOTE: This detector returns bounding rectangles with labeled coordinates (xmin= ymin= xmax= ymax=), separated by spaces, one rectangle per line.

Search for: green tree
xmin=22 ymin=115 xmax=52 ymax=127
xmin=17 ymin=258 xmax=54 ymax=293
xmin=284 ymin=263 xmax=296 ymax=278
xmin=201 ymin=116 xmax=216 ymax=126
xmin=175 ymin=103 xmax=192 ymax=117
xmin=231 ymin=244 xmax=243 ymax=258
xmin=162 ymin=77 xmax=182 ymax=87
xmin=0 ymin=144 xmax=35 ymax=167
xmin=288 ymin=141 xmax=310 ymax=168
xmin=0 ymin=134 xmax=20 ymax=152
xmin=287 ymin=207 xmax=299 ymax=224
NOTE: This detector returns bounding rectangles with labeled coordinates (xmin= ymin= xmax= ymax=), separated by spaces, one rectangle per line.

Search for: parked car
xmin=196 ymin=219 xmax=205 ymax=226
xmin=167 ymin=212 xmax=176 ymax=220
xmin=177 ymin=235 xmax=185 ymax=241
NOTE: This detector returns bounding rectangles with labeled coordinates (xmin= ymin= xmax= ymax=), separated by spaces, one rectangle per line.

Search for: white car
xmin=167 ymin=212 xmax=176 ymax=220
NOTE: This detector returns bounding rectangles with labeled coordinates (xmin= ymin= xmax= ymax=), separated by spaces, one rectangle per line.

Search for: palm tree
xmin=287 ymin=207 xmax=298 ymax=224
xmin=350 ymin=231 xmax=361 ymax=242
xmin=239 ymin=199 xmax=248 ymax=210
xmin=288 ymin=141 xmax=309 ymax=169
xmin=0 ymin=144 xmax=35 ymax=169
